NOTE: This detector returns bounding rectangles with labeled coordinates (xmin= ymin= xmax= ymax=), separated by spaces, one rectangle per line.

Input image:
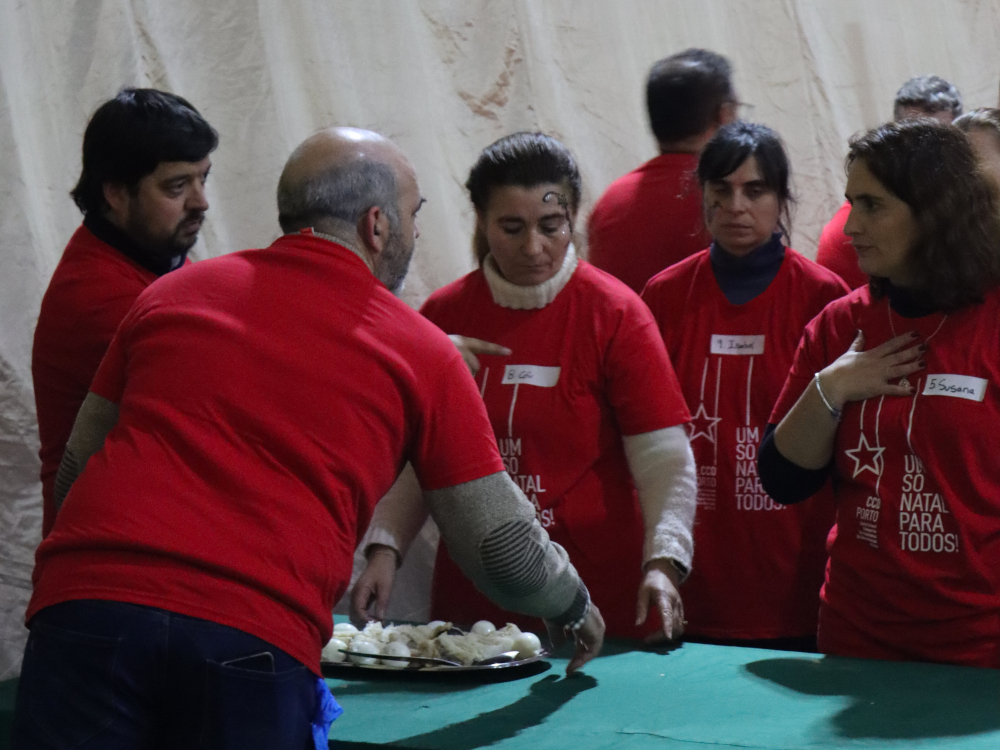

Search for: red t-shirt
xmin=28 ymin=234 xmax=504 ymax=674
xmin=32 ymin=226 xmax=158 ymax=537
xmin=816 ymin=202 xmax=868 ymax=290
xmin=587 ymin=153 xmax=710 ymax=294
xmin=422 ymin=261 xmax=691 ymax=638
xmin=770 ymin=286 xmax=1000 ymax=667
xmin=642 ymin=249 xmax=847 ymax=639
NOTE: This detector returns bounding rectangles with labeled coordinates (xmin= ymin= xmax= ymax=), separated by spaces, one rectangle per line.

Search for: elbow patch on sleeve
xmin=479 ymin=519 xmax=548 ymax=597
xmin=54 ymin=448 xmax=81 ymax=509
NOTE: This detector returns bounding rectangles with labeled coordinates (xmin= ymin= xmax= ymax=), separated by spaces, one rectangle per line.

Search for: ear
xmin=717 ymin=100 xmax=738 ymax=126
xmin=103 ymin=182 xmax=130 ymax=221
xmin=358 ymin=205 xmax=391 ymax=258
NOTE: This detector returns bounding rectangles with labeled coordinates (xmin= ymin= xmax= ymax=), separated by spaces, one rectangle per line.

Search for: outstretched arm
xmin=351 ymin=464 xmax=429 ymax=622
xmin=624 ymin=425 xmax=696 ymax=642
xmin=425 ymin=471 xmax=604 ymax=673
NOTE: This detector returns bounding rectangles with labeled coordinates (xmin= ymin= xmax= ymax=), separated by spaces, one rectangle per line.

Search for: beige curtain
xmin=2 ymin=0 xmax=999 ymax=674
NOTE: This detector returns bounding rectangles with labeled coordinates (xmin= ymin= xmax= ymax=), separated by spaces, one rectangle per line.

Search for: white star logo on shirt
xmin=845 ymin=433 xmax=884 ymax=479
xmin=687 ymin=402 xmax=722 ymax=445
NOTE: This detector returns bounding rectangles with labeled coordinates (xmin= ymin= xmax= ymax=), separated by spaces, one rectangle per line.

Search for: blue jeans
xmin=12 ymin=600 xmax=317 ymax=749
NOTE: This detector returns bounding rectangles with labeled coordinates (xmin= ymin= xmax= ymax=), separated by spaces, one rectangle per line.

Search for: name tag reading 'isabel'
xmin=922 ymin=374 xmax=988 ymax=402
xmin=710 ymin=335 xmax=766 ymax=356
xmin=502 ymin=365 xmax=561 ymax=388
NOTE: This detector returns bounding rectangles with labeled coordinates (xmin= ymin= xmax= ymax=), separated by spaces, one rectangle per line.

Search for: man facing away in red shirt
xmin=587 ymin=49 xmax=737 ymax=293
xmin=14 ymin=128 xmax=604 ymax=748
xmin=32 ymin=88 xmax=217 ymax=537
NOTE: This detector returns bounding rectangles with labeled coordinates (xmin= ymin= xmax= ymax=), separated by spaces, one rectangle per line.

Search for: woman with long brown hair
xmin=760 ymin=120 xmax=1000 ymax=667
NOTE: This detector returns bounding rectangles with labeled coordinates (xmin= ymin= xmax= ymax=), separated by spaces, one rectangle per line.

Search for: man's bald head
xmin=276 ymin=127 xmax=413 ymax=235
xmin=276 ymin=127 xmax=424 ymax=294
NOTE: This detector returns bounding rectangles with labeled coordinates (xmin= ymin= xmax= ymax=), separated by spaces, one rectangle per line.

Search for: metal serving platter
xmin=321 ymin=649 xmax=550 ymax=674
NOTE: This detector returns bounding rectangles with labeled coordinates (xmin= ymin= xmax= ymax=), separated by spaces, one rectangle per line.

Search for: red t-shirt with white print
xmin=643 ymin=248 xmax=847 ymax=640
xmin=770 ymin=285 xmax=1000 ymax=667
xmin=422 ymin=261 xmax=690 ymax=638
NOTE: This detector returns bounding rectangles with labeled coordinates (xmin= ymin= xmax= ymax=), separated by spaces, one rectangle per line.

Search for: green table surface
xmin=3 ymin=638 xmax=998 ymax=749
xmin=325 ymin=639 xmax=1000 ymax=750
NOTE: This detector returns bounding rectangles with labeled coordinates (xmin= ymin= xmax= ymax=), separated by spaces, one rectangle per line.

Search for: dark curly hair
xmin=466 ymin=132 xmax=581 ymax=264
xmin=847 ymin=120 xmax=1000 ymax=311
xmin=698 ymin=120 xmax=794 ymax=241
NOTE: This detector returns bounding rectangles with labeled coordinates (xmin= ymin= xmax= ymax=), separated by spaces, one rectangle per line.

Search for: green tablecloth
xmin=326 ymin=640 xmax=1000 ymax=749
xmin=4 ymin=641 xmax=998 ymax=749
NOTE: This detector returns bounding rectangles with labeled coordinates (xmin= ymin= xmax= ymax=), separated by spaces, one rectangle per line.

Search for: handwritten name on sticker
xmin=922 ymin=374 xmax=987 ymax=402
xmin=710 ymin=335 xmax=765 ymax=356
xmin=502 ymin=365 xmax=561 ymax=388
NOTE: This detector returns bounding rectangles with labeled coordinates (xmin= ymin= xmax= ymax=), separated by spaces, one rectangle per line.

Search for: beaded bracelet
xmin=813 ymin=372 xmax=842 ymax=421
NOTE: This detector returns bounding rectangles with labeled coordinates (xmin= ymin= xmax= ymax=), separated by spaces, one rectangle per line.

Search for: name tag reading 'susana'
xmin=502 ymin=365 xmax=561 ymax=388
xmin=710 ymin=335 xmax=766 ymax=356
xmin=922 ymin=374 xmax=988 ymax=402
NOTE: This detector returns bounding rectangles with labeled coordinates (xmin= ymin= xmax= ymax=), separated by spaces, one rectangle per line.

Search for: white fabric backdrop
xmin=2 ymin=0 xmax=999 ymax=677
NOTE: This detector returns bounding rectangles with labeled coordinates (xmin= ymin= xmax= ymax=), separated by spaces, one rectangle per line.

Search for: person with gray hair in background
xmin=954 ymin=108 xmax=1000 ymax=190
xmin=816 ymin=74 xmax=963 ymax=289
xmin=12 ymin=127 xmax=603 ymax=749
xmin=893 ymin=74 xmax=963 ymax=124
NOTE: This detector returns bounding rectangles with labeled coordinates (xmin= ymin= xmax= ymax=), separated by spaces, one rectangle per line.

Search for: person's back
xmin=31 ymin=233 xmax=495 ymax=671
xmin=587 ymin=153 xmax=708 ymax=293
xmin=588 ymin=48 xmax=735 ymax=293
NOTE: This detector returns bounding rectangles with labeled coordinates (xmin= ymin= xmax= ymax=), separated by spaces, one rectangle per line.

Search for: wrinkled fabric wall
xmin=2 ymin=0 xmax=999 ymax=675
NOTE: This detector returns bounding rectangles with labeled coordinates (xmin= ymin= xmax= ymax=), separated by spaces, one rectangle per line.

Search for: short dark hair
xmin=697 ymin=121 xmax=793 ymax=239
xmin=276 ymin=160 xmax=399 ymax=235
xmin=646 ymin=49 xmax=733 ymax=143
xmin=71 ymin=88 xmax=218 ymax=215
xmin=466 ymin=132 xmax=581 ymax=264
xmin=847 ymin=120 xmax=1000 ymax=311
xmin=893 ymin=75 xmax=963 ymax=120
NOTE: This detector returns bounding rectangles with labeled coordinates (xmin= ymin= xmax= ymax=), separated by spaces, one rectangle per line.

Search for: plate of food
xmin=321 ymin=620 xmax=551 ymax=681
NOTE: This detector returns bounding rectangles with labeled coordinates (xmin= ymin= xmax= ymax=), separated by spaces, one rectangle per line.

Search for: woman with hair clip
xmin=351 ymin=132 xmax=697 ymax=642
xmin=641 ymin=121 xmax=848 ymax=651
xmin=759 ymin=120 xmax=1000 ymax=667
xmin=954 ymin=108 xmax=1000 ymax=189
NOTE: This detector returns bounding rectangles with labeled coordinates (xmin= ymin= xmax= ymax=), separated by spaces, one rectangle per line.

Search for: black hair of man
xmin=646 ymin=49 xmax=734 ymax=144
xmin=893 ymin=75 xmax=963 ymax=120
xmin=70 ymin=88 xmax=219 ymax=215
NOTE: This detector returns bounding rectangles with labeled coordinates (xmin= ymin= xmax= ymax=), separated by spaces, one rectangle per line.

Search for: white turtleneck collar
xmin=482 ymin=244 xmax=579 ymax=310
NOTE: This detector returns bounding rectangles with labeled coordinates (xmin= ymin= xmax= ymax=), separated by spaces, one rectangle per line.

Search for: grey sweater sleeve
xmin=424 ymin=471 xmax=590 ymax=628
xmin=54 ymin=392 xmax=119 ymax=513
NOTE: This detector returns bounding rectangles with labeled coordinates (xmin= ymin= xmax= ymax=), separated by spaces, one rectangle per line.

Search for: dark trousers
xmin=12 ymin=599 xmax=317 ymax=750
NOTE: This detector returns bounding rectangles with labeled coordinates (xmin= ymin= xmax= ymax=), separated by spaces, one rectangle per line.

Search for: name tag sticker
xmin=502 ymin=365 xmax=561 ymax=388
xmin=710 ymin=334 xmax=765 ymax=356
xmin=922 ymin=374 xmax=988 ymax=402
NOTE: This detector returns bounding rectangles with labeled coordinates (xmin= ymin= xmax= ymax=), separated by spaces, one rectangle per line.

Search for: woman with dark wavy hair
xmin=759 ymin=119 xmax=1000 ymax=667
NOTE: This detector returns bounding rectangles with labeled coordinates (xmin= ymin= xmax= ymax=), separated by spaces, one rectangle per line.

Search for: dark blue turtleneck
xmin=710 ymin=231 xmax=786 ymax=305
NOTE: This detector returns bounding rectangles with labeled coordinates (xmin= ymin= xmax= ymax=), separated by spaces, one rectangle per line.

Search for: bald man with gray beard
xmin=13 ymin=128 xmax=603 ymax=749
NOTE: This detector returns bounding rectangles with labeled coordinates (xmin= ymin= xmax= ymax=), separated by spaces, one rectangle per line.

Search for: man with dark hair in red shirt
xmin=13 ymin=128 xmax=603 ymax=748
xmin=587 ymin=48 xmax=737 ymax=293
xmin=32 ymin=87 xmax=218 ymax=538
